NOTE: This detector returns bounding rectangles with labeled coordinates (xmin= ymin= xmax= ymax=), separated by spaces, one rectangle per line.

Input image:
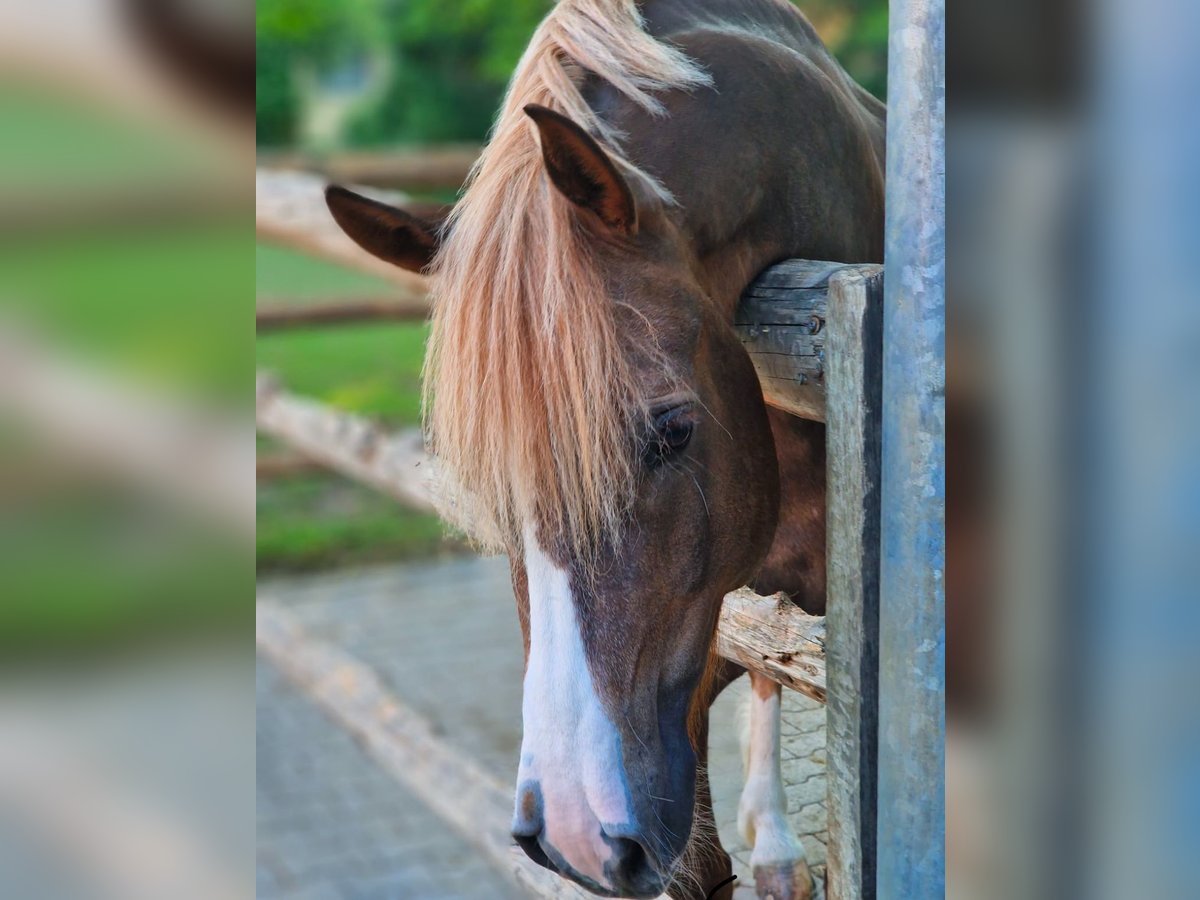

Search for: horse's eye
xmin=644 ymin=407 xmax=694 ymax=466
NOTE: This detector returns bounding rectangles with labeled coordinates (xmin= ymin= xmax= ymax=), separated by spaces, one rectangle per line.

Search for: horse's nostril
xmin=606 ymin=834 xmax=662 ymax=895
xmin=512 ymin=829 xmax=553 ymax=871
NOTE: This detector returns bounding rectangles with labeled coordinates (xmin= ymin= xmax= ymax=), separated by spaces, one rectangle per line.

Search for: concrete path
xmin=258 ymin=557 xmax=828 ymax=899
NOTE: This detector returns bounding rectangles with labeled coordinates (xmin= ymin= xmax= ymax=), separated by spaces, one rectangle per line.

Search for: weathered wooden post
xmin=734 ymin=260 xmax=885 ymax=900
xmin=825 ymin=268 xmax=884 ymax=900
xmin=876 ymin=0 xmax=946 ymax=897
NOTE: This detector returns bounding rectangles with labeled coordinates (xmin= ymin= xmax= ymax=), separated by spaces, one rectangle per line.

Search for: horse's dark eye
xmin=662 ymin=419 xmax=693 ymax=451
xmin=644 ymin=406 xmax=694 ymax=466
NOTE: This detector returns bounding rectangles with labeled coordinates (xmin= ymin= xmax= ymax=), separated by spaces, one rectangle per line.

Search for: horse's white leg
xmin=738 ymin=672 xmax=814 ymax=900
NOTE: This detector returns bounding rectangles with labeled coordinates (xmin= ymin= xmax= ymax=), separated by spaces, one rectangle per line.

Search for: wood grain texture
xmin=255 ymin=372 xmax=437 ymax=512
xmin=715 ymin=588 xmax=827 ymax=703
xmin=823 ymin=267 xmax=884 ymax=900
xmin=733 ymin=259 xmax=854 ymax=423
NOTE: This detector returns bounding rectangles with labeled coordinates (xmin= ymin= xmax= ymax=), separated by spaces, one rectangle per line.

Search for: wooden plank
xmin=255 ymin=168 xmax=430 ymax=297
xmin=259 ymin=145 xmax=480 ymax=191
xmin=255 ymin=372 xmax=436 ymax=512
xmin=1 ymin=179 xmax=245 ymax=237
xmin=256 ymin=599 xmax=605 ymax=900
xmin=256 ymin=451 xmax=324 ymax=479
xmin=715 ymin=588 xmax=826 ymax=704
xmin=0 ymin=329 xmax=252 ymax=535
xmin=733 ymin=259 xmax=852 ymax=423
xmin=256 ymin=296 xmax=429 ymax=331
xmin=824 ymin=267 xmax=884 ymax=900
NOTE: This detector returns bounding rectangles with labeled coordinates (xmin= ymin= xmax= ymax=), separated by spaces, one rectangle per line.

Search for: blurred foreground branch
xmin=0 ymin=327 xmax=253 ymax=535
xmin=255 ymin=296 xmax=429 ymax=331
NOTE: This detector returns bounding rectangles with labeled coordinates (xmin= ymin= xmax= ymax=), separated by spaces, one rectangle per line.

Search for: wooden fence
xmin=255 ymin=164 xmax=883 ymax=899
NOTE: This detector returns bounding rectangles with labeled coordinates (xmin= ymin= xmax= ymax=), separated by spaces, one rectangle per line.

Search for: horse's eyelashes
xmin=643 ymin=407 xmax=695 ymax=467
xmin=661 ymin=419 xmax=694 ymax=451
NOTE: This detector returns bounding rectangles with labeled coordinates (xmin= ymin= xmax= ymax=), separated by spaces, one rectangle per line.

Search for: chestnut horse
xmin=326 ymin=1 xmax=883 ymax=897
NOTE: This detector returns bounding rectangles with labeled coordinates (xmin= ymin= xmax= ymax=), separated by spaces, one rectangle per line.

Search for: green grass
xmin=257 ymin=321 xmax=428 ymax=424
xmin=256 ymin=242 xmax=395 ymax=300
xmin=0 ymin=83 xmax=209 ymax=191
xmin=256 ymin=242 xmax=452 ymax=571
xmin=256 ymin=473 xmax=462 ymax=572
xmin=0 ymin=223 xmax=251 ymax=404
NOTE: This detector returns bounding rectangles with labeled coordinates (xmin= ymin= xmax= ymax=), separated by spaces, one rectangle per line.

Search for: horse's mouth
xmin=513 ymin=830 xmax=670 ymax=899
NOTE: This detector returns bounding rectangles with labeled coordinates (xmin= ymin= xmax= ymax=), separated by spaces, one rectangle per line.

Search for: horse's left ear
xmin=523 ymin=104 xmax=638 ymax=235
xmin=325 ymin=185 xmax=442 ymax=273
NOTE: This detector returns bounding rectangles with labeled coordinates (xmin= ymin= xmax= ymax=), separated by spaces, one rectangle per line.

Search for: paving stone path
xmin=258 ymin=557 xmax=827 ymax=899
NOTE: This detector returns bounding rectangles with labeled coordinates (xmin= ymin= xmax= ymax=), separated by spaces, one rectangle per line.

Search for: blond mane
xmin=422 ymin=0 xmax=710 ymax=558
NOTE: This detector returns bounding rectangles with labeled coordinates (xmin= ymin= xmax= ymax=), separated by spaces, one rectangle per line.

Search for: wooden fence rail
xmin=259 ymin=145 xmax=480 ymax=192
xmin=256 ymin=297 xmax=429 ymax=331
xmin=255 ymin=373 xmax=435 ymax=513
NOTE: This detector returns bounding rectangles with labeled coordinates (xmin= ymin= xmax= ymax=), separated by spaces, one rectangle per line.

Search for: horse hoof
xmin=752 ymin=860 xmax=814 ymax=900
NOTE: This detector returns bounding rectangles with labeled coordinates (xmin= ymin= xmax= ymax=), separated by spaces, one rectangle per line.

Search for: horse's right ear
xmin=324 ymin=185 xmax=441 ymax=273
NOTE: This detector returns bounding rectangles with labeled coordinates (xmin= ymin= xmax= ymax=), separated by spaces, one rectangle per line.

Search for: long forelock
xmin=422 ymin=0 xmax=710 ymax=559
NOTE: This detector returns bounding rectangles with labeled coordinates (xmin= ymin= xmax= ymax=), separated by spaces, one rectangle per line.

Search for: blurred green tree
xmin=346 ymin=0 xmax=552 ymax=145
xmin=256 ymin=0 xmax=888 ymax=150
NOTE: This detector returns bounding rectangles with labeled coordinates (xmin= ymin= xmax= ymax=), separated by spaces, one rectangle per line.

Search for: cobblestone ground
xmin=258 ymin=557 xmax=828 ymax=899
xmin=257 ymin=658 xmax=524 ymax=900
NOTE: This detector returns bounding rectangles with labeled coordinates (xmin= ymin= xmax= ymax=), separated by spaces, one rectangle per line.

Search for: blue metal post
xmin=877 ymin=0 xmax=945 ymax=896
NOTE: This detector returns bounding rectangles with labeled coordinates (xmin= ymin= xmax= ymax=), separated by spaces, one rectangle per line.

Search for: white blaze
xmin=518 ymin=528 xmax=632 ymax=885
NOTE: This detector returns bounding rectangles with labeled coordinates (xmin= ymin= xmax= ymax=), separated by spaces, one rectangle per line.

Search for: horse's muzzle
xmin=511 ymin=819 xmax=669 ymax=899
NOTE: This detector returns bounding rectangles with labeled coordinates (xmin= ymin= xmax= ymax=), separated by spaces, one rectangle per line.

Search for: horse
xmin=325 ymin=1 xmax=884 ymax=897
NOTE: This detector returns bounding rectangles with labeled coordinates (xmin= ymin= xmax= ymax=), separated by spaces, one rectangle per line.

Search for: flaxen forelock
xmin=422 ymin=0 xmax=710 ymax=559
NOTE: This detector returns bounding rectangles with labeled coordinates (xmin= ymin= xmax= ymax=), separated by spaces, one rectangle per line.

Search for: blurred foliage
xmin=256 ymin=0 xmax=888 ymax=149
xmin=256 ymin=38 xmax=300 ymax=146
xmin=256 ymin=473 xmax=459 ymax=572
xmin=256 ymin=319 xmax=427 ymax=424
xmin=346 ymin=0 xmax=552 ymax=145
xmin=827 ymin=0 xmax=889 ymax=100
xmin=0 ymin=83 xmax=250 ymax=648
xmin=255 ymin=246 xmax=451 ymax=570
xmin=1 ymin=225 xmax=249 ymax=406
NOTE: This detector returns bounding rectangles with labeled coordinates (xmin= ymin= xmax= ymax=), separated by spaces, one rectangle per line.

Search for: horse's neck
xmin=609 ymin=11 xmax=886 ymax=313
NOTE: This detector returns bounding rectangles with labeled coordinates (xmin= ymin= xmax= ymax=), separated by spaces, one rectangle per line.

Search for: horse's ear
xmin=523 ymin=104 xmax=637 ymax=235
xmin=324 ymin=186 xmax=441 ymax=273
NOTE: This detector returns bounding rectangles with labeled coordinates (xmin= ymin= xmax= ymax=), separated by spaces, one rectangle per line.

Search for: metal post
xmin=877 ymin=0 xmax=945 ymax=896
